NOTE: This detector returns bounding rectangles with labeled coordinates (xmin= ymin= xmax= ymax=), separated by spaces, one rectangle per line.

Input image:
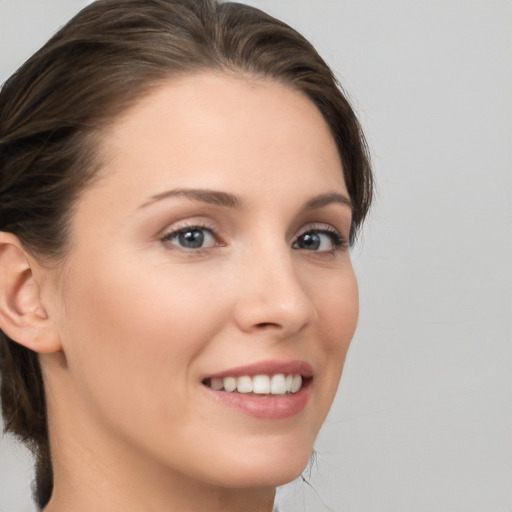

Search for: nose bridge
xmin=233 ymin=235 xmax=316 ymax=335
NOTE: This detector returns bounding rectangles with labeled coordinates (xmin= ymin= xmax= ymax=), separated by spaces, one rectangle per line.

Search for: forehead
xmin=84 ymin=72 xmax=347 ymax=208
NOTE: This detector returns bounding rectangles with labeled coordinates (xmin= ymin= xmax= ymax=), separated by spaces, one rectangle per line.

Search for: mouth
xmin=201 ymin=360 xmax=313 ymax=419
xmin=202 ymin=373 xmax=306 ymax=396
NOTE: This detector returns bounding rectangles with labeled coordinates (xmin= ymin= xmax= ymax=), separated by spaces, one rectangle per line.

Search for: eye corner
xmin=292 ymin=224 xmax=348 ymax=255
xmin=160 ymin=224 xmax=220 ymax=252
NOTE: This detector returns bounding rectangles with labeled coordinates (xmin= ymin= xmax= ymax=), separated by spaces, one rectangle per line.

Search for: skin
xmin=3 ymin=73 xmax=359 ymax=511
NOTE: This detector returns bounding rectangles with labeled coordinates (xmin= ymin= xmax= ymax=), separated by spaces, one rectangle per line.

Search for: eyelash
xmin=160 ymin=222 xmax=347 ymax=254
xmin=292 ymin=224 xmax=348 ymax=254
xmin=161 ymin=222 xmax=219 ymax=253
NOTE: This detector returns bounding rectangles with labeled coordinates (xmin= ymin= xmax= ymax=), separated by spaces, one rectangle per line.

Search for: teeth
xmin=237 ymin=376 xmax=253 ymax=393
xmin=270 ymin=374 xmax=287 ymax=394
xmin=210 ymin=378 xmax=224 ymax=391
xmin=206 ymin=373 xmax=304 ymax=395
xmin=290 ymin=375 xmax=302 ymax=394
xmin=253 ymin=375 xmax=270 ymax=394
xmin=223 ymin=376 xmax=237 ymax=392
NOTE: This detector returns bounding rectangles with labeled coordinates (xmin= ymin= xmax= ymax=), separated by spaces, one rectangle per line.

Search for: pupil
xmin=179 ymin=229 xmax=204 ymax=248
xmin=300 ymin=232 xmax=320 ymax=250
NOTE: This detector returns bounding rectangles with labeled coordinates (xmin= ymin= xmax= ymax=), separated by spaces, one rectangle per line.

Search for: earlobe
xmin=0 ymin=232 xmax=62 ymax=354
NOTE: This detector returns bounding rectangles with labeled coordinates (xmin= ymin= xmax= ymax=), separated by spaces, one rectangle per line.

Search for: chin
xmin=199 ymin=440 xmax=315 ymax=489
xmin=244 ymin=460 xmax=311 ymax=488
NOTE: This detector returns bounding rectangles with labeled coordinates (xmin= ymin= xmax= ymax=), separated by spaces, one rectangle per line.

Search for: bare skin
xmin=0 ymin=73 xmax=358 ymax=512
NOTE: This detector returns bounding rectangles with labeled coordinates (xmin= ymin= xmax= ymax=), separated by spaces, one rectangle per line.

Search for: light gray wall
xmin=1 ymin=1 xmax=511 ymax=511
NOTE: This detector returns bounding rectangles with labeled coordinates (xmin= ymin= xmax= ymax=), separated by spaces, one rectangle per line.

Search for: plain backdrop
xmin=0 ymin=1 xmax=511 ymax=511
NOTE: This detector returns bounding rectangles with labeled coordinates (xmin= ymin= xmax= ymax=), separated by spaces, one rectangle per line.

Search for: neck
xmin=44 ymin=432 xmax=276 ymax=512
xmin=45 ymin=484 xmax=275 ymax=512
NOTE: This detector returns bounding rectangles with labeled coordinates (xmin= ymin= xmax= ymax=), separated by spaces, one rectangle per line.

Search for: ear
xmin=0 ymin=232 xmax=62 ymax=353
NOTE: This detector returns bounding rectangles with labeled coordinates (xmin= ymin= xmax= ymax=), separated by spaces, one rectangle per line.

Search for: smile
xmin=203 ymin=373 xmax=303 ymax=395
xmin=201 ymin=360 xmax=313 ymax=419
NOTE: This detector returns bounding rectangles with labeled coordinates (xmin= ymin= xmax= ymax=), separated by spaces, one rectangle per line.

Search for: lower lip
xmin=202 ymin=379 xmax=312 ymax=419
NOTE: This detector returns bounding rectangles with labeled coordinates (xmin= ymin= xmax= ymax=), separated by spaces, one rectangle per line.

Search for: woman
xmin=0 ymin=0 xmax=372 ymax=510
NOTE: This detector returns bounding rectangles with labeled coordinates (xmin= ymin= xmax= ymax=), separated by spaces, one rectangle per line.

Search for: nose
xmin=232 ymin=247 xmax=317 ymax=337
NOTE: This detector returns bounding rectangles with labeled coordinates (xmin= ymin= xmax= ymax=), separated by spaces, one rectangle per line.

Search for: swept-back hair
xmin=0 ymin=0 xmax=372 ymax=507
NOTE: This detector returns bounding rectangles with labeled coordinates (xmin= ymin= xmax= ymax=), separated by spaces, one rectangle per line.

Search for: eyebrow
xmin=140 ymin=188 xmax=242 ymax=209
xmin=304 ymin=192 xmax=353 ymax=211
xmin=139 ymin=188 xmax=352 ymax=211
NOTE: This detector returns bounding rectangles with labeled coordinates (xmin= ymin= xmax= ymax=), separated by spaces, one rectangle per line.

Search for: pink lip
xmin=201 ymin=360 xmax=313 ymax=420
xmin=203 ymin=359 xmax=313 ymax=380
xmin=203 ymin=382 xmax=311 ymax=419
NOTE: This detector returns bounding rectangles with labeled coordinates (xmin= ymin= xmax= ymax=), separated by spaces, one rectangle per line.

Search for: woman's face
xmin=45 ymin=73 xmax=358 ymax=489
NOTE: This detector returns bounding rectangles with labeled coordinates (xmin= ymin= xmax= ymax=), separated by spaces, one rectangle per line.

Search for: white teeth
xmin=253 ymin=375 xmax=270 ymax=394
xmin=223 ymin=376 xmax=237 ymax=392
xmin=270 ymin=374 xmax=287 ymax=394
xmin=208 ymin=374 xmax=304 ymax=395
xmin=236 ymin=376 xmax=253 ymax=393
xmin=290 ymin=375 xmax=302 ymax=394
xmin=285 ymin=375 xmax=293 ymax=392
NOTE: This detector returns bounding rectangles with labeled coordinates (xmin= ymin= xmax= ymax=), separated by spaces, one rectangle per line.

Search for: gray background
xmin=1 ymin=1 xmax=511 ymax=511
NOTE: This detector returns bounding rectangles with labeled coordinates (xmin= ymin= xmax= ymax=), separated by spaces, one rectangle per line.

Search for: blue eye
xmin=163 ymin=226 xmax=216 ymax=250
xmin=293 ymin=229 xmax=345 ymax=252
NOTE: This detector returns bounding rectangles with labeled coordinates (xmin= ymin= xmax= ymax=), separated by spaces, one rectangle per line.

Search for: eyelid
xmin=159 ymin=219 xmax=224 ymax=251
xmin=157 ymin=217 xmax=347 ymax=254
xmin=294 ymin=222 xmax=346 ymax=241
xmin=157 ymin=216 xmax=219 ymax=239
xmin=293 ymin=222 xmax=348 ymax=252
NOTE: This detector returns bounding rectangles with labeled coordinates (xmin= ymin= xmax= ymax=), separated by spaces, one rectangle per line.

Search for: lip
xmin=203 ymin=359 xmax=313 ymax=380
xmin=201 ymin=360 xmax=313 ymax=420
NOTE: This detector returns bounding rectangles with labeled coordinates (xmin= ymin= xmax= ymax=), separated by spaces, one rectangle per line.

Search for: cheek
xmin=66 ymin=253 xmax=221 ymax=344
xmin=315 ymin=265 xmax=359 ymax=352
xmin=309 ymin=264 xmax=359 ymax=404
xmin=57 ymin=256 xmax=226 ymax=427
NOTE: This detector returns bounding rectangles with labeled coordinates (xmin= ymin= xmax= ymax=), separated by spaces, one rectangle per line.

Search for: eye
xmin=162 ymin=226 xmax=216 ymax=250
xmin=292 ymin=228 xmax=346 ymax=253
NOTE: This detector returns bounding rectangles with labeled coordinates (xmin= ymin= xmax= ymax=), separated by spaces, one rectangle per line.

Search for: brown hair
xmin=0 ymin=0 xmax=372 ymax=508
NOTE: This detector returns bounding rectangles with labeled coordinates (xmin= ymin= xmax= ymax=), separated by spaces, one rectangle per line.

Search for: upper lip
xmin=203 ymin=360 xmax=313 ymax=380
